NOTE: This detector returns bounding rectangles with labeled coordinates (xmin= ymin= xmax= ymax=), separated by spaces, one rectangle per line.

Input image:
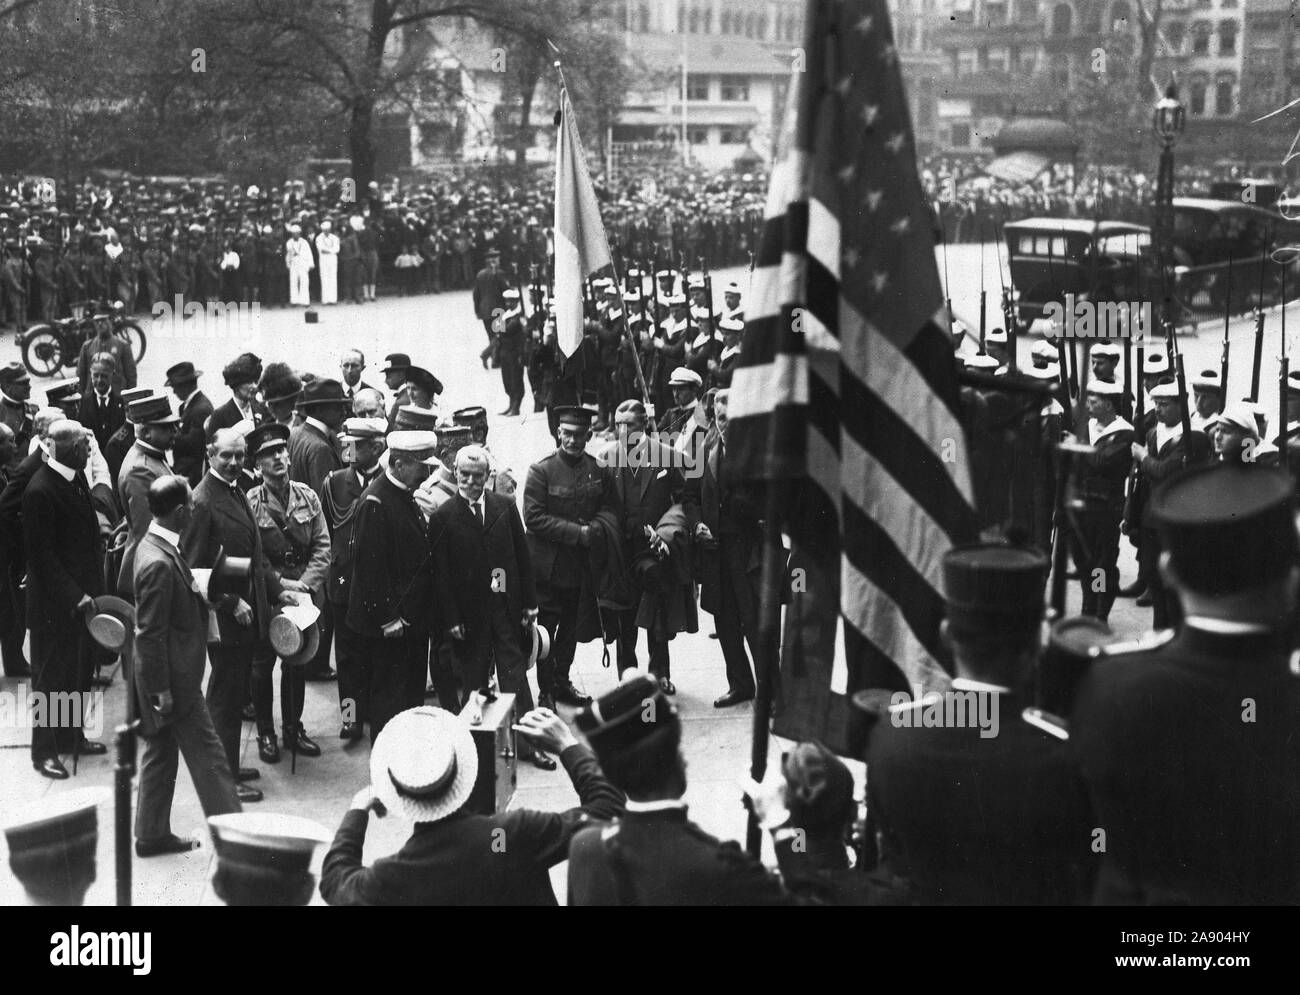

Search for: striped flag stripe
xmin=806 ymin=197 xmax=842 ymax=283
xmin=841 ymin=558 xmax=952 ymax=690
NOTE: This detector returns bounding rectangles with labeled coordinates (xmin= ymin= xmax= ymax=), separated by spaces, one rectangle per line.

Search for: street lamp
xmin=1153 ymin=83 xmax=1184 ymax=334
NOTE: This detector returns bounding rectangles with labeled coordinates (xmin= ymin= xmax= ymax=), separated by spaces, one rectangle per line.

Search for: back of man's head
xmin=147 ymin=474 xmax=190 ymax=519
xmin=576 ymin=674 xmax=682 ymax=800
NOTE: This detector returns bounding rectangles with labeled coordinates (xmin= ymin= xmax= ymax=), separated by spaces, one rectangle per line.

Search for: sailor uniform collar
xmin=691 ymin=330 xmax=713 ymax=349
xmin=1089 ymin=416 xmax=1133 ymax=444
xmin=1154 ymin=422 xmax=1182 ymax=451
xmin=720 ymin=343 xmax=741 ymax=362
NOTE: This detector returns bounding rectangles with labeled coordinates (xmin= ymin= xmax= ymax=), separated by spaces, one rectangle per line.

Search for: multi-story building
xmin=930 ymin=0 xmax=1250 ymax=168
xmin=1241 ymin=0 xmax=1298 ymax=173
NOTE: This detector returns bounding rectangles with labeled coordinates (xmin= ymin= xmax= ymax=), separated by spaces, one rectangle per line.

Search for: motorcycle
xmin=21 ymin=300 xmax=147 ymax=378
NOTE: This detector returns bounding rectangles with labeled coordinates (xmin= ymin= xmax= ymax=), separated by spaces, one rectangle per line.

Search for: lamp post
xmin=1152 ymin=84 xmax=1186 ymax=333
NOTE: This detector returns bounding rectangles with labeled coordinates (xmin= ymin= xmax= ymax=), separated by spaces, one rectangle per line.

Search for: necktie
xmin=471 ymin=500 xmax=483 ymax=528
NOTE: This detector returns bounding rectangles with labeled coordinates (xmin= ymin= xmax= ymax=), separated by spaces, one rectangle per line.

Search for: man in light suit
xmin=127 ymin=475 xmax=240 ymax=857
xmin=428 ymin=445 xmax=552 ymax=769
xmin=181 ymin=427 xmax=293 ymax=803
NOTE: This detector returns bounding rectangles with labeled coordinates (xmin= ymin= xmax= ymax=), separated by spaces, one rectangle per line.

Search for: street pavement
xmin=0 ymin=245 xmax=1249 ymax=904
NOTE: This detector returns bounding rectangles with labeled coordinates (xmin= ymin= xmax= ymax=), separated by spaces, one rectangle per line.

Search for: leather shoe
xmin=551 ymin=680 xmax=591 ymax=706
xmin=283 ymin=725 xmax=321 ymax=757
xmin=529 ymin=752 xmax=558 ymax=771
xmin=258 ymin=733 xmax=281 ymax=764
xmin=538 ymin=690 xmax=556 ymax=712
xmin=236 ymin=783 xmax=263 ymax=803
xmin=135 ymin=834 xmax=200 ymax=858
xmin=340 ymin=722 xmax=362 ymax=741
xmin=713 ymin=689 xmax=755 ymax=708
xmin=235 ymin=767 xmax=260 ymax=782
xmin=34 ymin=757 xmax=69 ymax=780
xmin=75 ymin=738 xmax=108 ymax=755
xmin=658 ymin=677 xmax=676 ymax=696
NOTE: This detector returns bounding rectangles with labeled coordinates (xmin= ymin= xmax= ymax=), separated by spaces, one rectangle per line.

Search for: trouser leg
xmin=206 ymin=644 xmax=250 ymax=774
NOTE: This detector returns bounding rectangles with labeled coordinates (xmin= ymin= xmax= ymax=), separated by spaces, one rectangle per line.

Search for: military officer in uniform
xmin=246 ymin=423 xmax=331 ymax=763
xmin=1067 ymin=379 xmax=1133 ymax=622
xmin=523 ymin=406 xmax=612 ymax=709
xmin=472 ymin=247 xmax=510 ymax=344
xmin=320 ymin=417 xmax=387 ymax=740
xmin=1072 ymin=465 xmax=1300 ymax=904
xmin=346 ymin=430 xmax=438 ymax=745
xmin=862 ymin=542 xmax=1095 ymax=905
xmin=116 ymin=394 xmax=181 ymax=542
xmin=0 ymin=363 xmax=34 ymax=469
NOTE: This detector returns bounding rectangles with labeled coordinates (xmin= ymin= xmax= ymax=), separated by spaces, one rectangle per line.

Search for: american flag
xmin=728 ymin=0 xmax=979 ymax=753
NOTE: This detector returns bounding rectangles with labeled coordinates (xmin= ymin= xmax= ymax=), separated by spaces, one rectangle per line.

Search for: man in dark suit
xmin=339 ymin=348 xmax=375 ymax=405
xmin=320 ymin=705 xmax=623 ymax=905
xmin=1072 ymin=465 xmax=1300 ymax=904
xmin=166 ymin=361 xmax=212 ymax=486
xmin=321 ymin=417 xmax=387 ymax=740
xmin=428 ymin=445 xmax=553 ymax=770
xmin=76 ymin=357 xmax=125 ymax=452
xmin=472 ymin=248 xmax=509 ymax=343
xmin=75 ymin=319 xmax=137 ymax=394
xmin=606 ymin=399 xmax=687 ymax=690
xmin=204 ymin=352 xmax=269 ymax=441
xmin=346 ymin=430 xmax=438 ymax=745
xmin=181 ymin=427 xmax=292 ymax=803
xmin=0 ymin=423 xmax=27 ymax=675
xmin=380 ymin=353 xmax=410 ymax=426
xmin=864 ymin=542 xmax=1096 ymax=905
xmin=523 ymin=406 xmax=612 ymax=709
xmin=688 ymin=390 xmax=761 ymax=708
xmin=568 ymin=676 xmax=807 ymax=906
xmin=23 ymin=420 xmax=107 ymax=779
xmin=116 ymin=394 xmax=180 ymax=542
xmin=125 ymin=475 xmax=240 ymax=857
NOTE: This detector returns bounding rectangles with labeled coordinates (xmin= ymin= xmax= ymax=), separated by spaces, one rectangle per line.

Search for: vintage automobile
xmin=1004 ymin=218 xmax=1150 ymax=327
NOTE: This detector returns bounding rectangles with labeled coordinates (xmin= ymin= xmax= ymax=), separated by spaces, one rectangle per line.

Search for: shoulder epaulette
xmin=1093 ymin=628 xmax=1175 ymax=657
xmin=363 ymin=493 xmax=382 ymax=504
xmin=1021 ymin=707 xmax=1069 ymax=741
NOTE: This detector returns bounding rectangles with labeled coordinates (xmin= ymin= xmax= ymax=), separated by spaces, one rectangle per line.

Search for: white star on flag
xmin=862 ymin=104 xmax=880 ymax=127
xmin=884 ymin=132 xmax=906 ymax=153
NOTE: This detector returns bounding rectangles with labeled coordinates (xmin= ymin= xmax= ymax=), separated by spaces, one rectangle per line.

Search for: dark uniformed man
xmin=1126 ymin=380 xmax=1186 ymax=628
xmin=472 ymin=247 xmax=509 ymax=344
xmin=568 ymin=675 xmax=813 ymax=906
xmin=863 ymin=542 xmax=1096 ymax=905
xmin=495 ymin=287 xmax=527 ymax=416
xmin=116 ymin=393 xmax=181 ymax=543
xmin=246 ymin=422 xmax=331 ymax=763
xmin=1069 ymin=379 xmax=1133 ymax=622
xmin=346 ymin=430 xmax=438 ymax=745
xmin=523 ymin=405 xmax=612 ymax=709
xmin=0 ymin=363 xmax=34 ymax=468
xmin=1072 ymin=465 xmax=1300 ymax=904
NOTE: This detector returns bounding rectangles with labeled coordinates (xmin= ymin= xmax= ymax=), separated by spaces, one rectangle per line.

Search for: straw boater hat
xmin=371 ymin=707 xmax=479 ymax=824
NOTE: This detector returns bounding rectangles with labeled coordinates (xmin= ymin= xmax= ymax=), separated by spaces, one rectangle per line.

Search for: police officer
xmin=862 ymin=542 xmax=1095 ymax=904
xmin=523 ymin=406 xmax=612 ymax=709
xmin=246 ymin=422 xmax=331 ymax=763
xmin=1072 ymin=465 xmax=1300 ymax=903
xmin=1068 ymin=379 xmax=1133 ymax=622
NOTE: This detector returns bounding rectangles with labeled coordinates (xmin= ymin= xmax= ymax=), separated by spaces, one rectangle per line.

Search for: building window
xmin=757 ymin=14 xmax=767 ymax=38
xmin=638 ymin=2 xmax=650 ymax=32
xmin=688 ymin=6 xmax=699 ymax=32
xmin=1189 ymin=78 xmax=1207 ymax=116
xmin=1163 ymin=21 xmax=1185 ymax=56
xmin=1082 ymin=4 xmax=1101 ymax=34
xmin=950 ymin=123 xmax=972 ymax=147
xmin=686 ymin=74 xmax=709 ymax=101
xmin=719 ymin=127 xmax=750 ymax=144
xmin=1018 ymin=49 xmax=1038 ymax=74
xmin=1215 ymin=74 xmax=1235 ymax=116
xmin=720 ymin=10 xmax=731 ymax=33
xmin=986 ymin=48 xmax=1008 ymax=72
xmin=1015 ymin=0 xmax=1038 ymax=22
xmin=1191 ymin=21 xmax=1210 ymax=56
xmin=1218 ymin=20 xmax=1236 ymax=57
xmin=720 ymin=76 xmax=750 ymax=101
xmin=1254 ymin=71 xmax=1277 ymax=106
xmin=956 ymin=50 xmax=977 ymax=76
xmin=687 ymin=127 xmax=710 ymax=144
xmin=1051 ymin=3 xmax=1072 ymax=37
xmin=1110 ymin=1 xmax=1130 ymax=32
xmin=984 ymin=1 xmax=1007 ymax=26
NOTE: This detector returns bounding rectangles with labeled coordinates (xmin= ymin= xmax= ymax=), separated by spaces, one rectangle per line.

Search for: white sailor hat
xmin=724 ymin=281 xmax=742 ymax=294
xmin=1086 ymin=378 xmax=1123 ymax=396
xmin=667 ymin=293 xmax=687 ymax=306
xmin=1215 ymin=402 xmax=1259 ymax=435
xmin=1023 ymin=363 xmax=1061 ymax=380
xmin=668 ymin=367 xmax=703 ymax=387
xmin=1030 ymin=341 xmax=1057 ymax=361
xmin=984 ymin=327 xmax=1008 ymax=345
xmin=1193 ymin=369 xmax=1223 ymax=392
xmin=963 ymin=352 xmax=999 ymax=370
xmin=719 ymin=316 xmax=744 ymax=333
xmin=691 ymin=306 xmax=711 ymax=321
xmin=342 ymin=416 xmax=388 ymax=441
xmin=1091 ymin=343 xmax=1121 ymax=359
xmin=502 ymin=287 xmax=520 ymax=300
xmin=1149 ymin=380 xmax=1181 ymax=400
xmin=1143 ymin=350 xmax=1170 ymax=375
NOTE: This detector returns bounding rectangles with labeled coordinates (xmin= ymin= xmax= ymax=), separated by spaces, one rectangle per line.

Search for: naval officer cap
xmin=942 ymin=542 xmax=1049 ymax=637
xmin=1152 ymin=464 xmax=1298 ymax=596
xmin=553 ymin=405 xmax=598 ymax=430
xmin=668 ymin=367 xmax=703 ymax=388
xmin=386 ymin=430 xmax=441 ymax=464
xmin=342 ymin=416 xmax=388 ymax=441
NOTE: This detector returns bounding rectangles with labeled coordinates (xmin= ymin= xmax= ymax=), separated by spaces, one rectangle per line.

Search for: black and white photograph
xmin=0 ymin=0 xmax=1290 ymax=957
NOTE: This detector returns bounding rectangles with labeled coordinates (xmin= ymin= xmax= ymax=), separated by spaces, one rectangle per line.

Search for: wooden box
xmin=465 ymin=692 xmax=517 ymax=816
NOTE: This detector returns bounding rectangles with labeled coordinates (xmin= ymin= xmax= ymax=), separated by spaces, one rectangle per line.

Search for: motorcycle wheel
xmin=20 ymin=325 xmax=65 ymax=378
xmin=115 ymin=322 xmax=147 ymax=364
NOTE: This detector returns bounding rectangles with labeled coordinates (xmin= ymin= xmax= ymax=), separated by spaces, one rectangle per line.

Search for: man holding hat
xmin=1067 ymin=379 xmax=1134 ymax=622
xmin=322 ymin=417 xmax=387 ymax=740
xmin=320 ymin=704 xmax=624 ymax=905
xmin=1072 ymin=465 xmax=1300 ymax=903
xmin=473 ymin=247 xmax=510 ymax=343
xmin=166 ymin=361 xmax=211 ymax=486
xmin=568 ymin=674 xmax=811 ymax=905
xmin=862 ymin=542 xmax=1095 ymax=904
xmin=130 ymin=474 xmax=241 ymax=856
xmin=206 ymin=352 xmax=269 ymax=440
xmin=0 ymin=362 xmax=34 ymax=468
xmin=346 ymin=429 xmax=439 ymax=744
xmin=117 ymin=393 xmax=181 ymax=542
xmin=524 ymin=405 xmax=612 ymax=708
xmin=182 ymin=427 xmax=295 ymax=802
xmin=247 ymin=422 xmax=331 ymax=762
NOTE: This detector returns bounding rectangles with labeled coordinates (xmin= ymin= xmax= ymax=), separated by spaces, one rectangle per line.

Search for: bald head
xmin=34 ymin=407 xmax=65 ymax=439
xmin=352 ymin=387 xmax=384 ymax=418
xmin=48 ymin=419 xmax=89 ymax=469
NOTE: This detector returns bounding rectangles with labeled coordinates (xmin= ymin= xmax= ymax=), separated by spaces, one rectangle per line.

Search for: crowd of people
xmin=0 ymin=164 xmax=765 ymax=333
